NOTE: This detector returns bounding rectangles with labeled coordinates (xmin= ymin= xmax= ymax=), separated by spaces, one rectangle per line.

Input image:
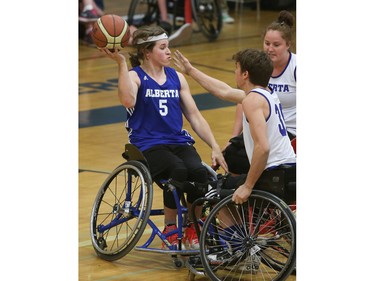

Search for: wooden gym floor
xmin=79 ymin=2 xmax=296 ymax=280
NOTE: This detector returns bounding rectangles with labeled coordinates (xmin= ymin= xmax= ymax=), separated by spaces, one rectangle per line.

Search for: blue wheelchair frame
xmin=90 ymin=143 xmax=218 ymax=267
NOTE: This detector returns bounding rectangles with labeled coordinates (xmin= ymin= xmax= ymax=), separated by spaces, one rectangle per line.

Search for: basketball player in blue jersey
xmin=100 ymin=25 xmax=228 ymax=250
xmin=174 ymin=48 xmax=296 ymax=203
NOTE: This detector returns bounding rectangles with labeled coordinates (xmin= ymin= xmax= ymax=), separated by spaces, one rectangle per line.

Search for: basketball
xmin=91 ymin=14 xmax=131 ymax=51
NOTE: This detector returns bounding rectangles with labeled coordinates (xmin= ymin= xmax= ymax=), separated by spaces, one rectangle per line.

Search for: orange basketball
xmin=91 ymin=14 xmax=131 ymax=51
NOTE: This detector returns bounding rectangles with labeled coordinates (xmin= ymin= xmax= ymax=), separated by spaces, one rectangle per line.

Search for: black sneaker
xmin=79 ymin=9 xmax=99 ymax=23
xmin=159 ymin=21 xmax=172 ymax=36
xmin=168 ymin=23 xmax=192 ymax=47
xmin=187 ymin=255 xmax=203 ymax=268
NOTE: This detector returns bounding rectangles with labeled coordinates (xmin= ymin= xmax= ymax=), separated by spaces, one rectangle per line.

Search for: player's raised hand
xmin=173 ymin=50 xmax=193 ymax=75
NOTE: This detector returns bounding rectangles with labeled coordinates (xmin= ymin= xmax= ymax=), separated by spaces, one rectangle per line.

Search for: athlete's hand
xmin=173 ymin=50 xmax=193 ymax=75
xmin=100 ymin=48 xmax=126 ymax=65
xmin=232 ymin=184 xmax=253 ymax=205
xmin=211 ymin=146 xmax=228 ymax=173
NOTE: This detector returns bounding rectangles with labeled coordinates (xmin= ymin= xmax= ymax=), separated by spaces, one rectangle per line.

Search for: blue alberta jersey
xmin=125 ymin=66 xmax=195 ymax=151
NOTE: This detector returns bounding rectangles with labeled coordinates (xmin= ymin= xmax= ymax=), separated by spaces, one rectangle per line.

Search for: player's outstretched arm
xmin=173 ymin=50 xmax=245 ymax=104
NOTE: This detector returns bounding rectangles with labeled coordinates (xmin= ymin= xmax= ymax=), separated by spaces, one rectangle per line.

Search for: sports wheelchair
xmin=90 ymin=144 xmax=296 ymax=280
xmin=127 ymin=0 xmax=222 ymax=41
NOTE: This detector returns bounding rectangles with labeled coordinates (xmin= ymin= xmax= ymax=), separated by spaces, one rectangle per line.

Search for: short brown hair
xmin=232 ymin=49 xmax=273 ymax=87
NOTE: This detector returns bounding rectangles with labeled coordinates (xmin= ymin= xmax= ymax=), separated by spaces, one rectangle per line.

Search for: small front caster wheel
xmin=173 ymin=258 xmax=184 ymax=268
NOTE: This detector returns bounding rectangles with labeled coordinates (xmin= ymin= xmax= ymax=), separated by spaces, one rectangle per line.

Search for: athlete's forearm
xmin=174 ymin=50 xmax=245 ymax=103
xmin=190 ymin=115 xmax=218 ymax=148
xmin=117 ymin=61 xmax=137 ymax=108
xmin=188 ymin=67 xmax=243 ymax=104
xmin=244 ymin=143 xmax=269 ymax=189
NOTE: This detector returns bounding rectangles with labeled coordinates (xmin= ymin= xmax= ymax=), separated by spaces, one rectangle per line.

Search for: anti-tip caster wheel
xmin=173 ymin=257 xmax=184 ymax=268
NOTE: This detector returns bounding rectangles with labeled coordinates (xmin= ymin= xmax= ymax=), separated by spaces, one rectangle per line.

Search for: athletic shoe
xmin=162 ymin=224 xmax=186 ymax=250
xmin=205 ymin=183 xmax=219 ymax=199
xmin=159 ymin=21 xmax=172 ymax=36
xmin=207 ymin=250 xmax=260 ymax=274
xmin=222 ymin=11 xmax=234 ymax=24
xmin=183 ymin=223 xmax=199 ymax=250
xmin=168 ymin=23 xmax=193 ymax=47
xmin=204 ymin=174 xmax=226 ymax=199
xmin=79 ymin=9 xmax=99 ymax=23
xmin=207 ymin=250 xmax=238 ymax=265
xmin=226 ymin=254 xmax=260 ymax=274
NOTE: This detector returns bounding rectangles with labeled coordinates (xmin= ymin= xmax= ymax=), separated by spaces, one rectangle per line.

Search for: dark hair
xmin=129 ymin=25 xmax=167 ymax=67
xmin=232 ymin=49 xmax=273 ymax=87
xmin=263 ymin=10 xmax=295 ymax=45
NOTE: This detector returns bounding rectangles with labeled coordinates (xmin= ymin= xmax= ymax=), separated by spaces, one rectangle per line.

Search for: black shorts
xmin=143 ymin=144 xmax=203 ymax=181
xmin=143 ymin=144 xmax=207 ymax=207
xmin=223 ymin=133 xmax=249 ymax=174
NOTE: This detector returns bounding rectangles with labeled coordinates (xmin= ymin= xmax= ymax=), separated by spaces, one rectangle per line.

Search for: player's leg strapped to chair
xmin=143 ymin=144 xmax=208 ymax=250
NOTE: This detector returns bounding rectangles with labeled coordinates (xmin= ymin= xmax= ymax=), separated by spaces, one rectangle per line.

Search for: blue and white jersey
xmin=242 ymin=87 xmax=296 ymax=169
xmin=125 ymin=66 xmax=195 ymax=151
xmin=268 ymin=52 xmax=296 ymax=136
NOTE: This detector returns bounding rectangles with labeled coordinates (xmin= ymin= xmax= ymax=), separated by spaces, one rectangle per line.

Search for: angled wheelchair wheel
xmin=90 ymin=160 xmax=153 ymax=261
xmin=199 ymin=190 xmax=296 ymax=281
xmin=127 ymin=0 xmax=159 ymax=27
xmin=192 ymin=0 xmax=222 ymax=41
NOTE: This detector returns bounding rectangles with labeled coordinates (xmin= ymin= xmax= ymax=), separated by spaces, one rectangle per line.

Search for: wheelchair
xmin=127 ymin=0 xmax=222 ymax=41
xmin=90 ymin=143 xmax=218 ymax=267
xmin=90 ymin=144 xmax=296 ymax=280
xmin=187 ymin=165 xmax=296 ymax=280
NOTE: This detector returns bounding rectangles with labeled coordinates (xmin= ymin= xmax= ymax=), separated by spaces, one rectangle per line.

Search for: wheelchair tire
xmin=199 ymin=190 xmax=296 ymax=281
xmin=90 ymin=161 xmax=153 ymax=261
xmin=191 ymin=0 xmax=222 ymax=41
xmin=127 ymin=0 xmax=159 ymax=27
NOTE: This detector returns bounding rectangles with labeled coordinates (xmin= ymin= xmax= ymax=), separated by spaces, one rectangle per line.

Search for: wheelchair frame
xmin=186 ymin=189 xmax=296 ymax=280
xmin=126 ymin=0 xmax=223 ymax=41
xmin=90 ymin=143 xmax=296 ymax=280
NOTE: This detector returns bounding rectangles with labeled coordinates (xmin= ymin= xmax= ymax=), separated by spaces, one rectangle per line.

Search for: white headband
xmin=136 ymin=33 xmax=169 ymax=45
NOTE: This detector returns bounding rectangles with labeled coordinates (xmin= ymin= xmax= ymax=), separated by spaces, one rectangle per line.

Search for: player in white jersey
xmin=268 ymin=52 xmax=296 ymax=137
xmin=262 ymin=10 xmax=296 ymax=138
xmin=174 ymin=48 xmax=296 ymax=203
xmin=223 ymin=10 xmax=296 ymax=174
